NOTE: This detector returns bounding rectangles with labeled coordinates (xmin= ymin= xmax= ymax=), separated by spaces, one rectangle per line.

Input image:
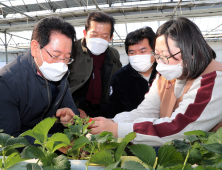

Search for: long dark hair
xmin=154 ymin=17 xmax=216 ymax=79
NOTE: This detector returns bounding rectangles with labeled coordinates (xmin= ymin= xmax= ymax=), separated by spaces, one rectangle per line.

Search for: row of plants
xmin=1 ymin=116 xmax=222 ymax=170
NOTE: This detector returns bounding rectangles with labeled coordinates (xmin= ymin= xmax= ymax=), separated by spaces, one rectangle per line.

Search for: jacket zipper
xmin=41 ymin=79 xmax=51 ymax=120
xmin=44 ymin=72 xmax=69 ymax=118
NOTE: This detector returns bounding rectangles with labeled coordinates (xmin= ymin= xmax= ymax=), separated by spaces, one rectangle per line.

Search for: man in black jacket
xmin=0 ymin=16 xmax=79 ymax=145
xmin=103 ymin=27 xmax=157 ymax=118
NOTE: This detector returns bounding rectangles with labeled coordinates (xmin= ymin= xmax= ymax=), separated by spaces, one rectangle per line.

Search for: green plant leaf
xmin=157 ymin=145 xmax=184 ymax=167
xmin=187 ymin=148 xmax=202 ymax=165
xmin=5 ymin=152 xmax=24 ymax=168
xmin=42 ymin=152 xmax=57 ymax=166
xmin=215 ymin=161 xmax=222 ymax=168
xmin=200 ymin=154 xmax=222 ymax=165
xmin=48 ymin=133 xmax=70 ymax=145
xmin=71 ymin=136 xmax=90 ymax=151
xmin=184 ymin=130 xmax=206 ymax=137
xmin=51 ymin=142 xmax=70 ymax=154
xmin=156 ymin=165 xmax=166 ymax=170
xmin=96 ymin=132 xmax=115 ymax=143
xmin=69 ymin=125 xmax=83 ymax=136
xmin=42 ymin=154 xmax=71 ymax=170
xmin=115 ymin=132 xmax=136 ymax=162
xmin=45 ymin=133 xmax=70 ymax=152
xmin=0 ymin=147 xmax=5 ymax=152
xmin=172 ymin=139 xmax=191 ymax=153
xmin=121 ymin=161 xmax=146 ymax=170
xmin=82 ymin=123 xmax=91 ymax=135
xmin=195 ymin=166 xmax=206 ymax=170
xmin=20 ymin=145 xmax=45 ymax=160
xmin=0 ymin=129 xmax=3 ymax=133
xmin=204 ymin=166 xmax=221 ymax=170
xmin=201 ymin=143 xmax=222 ymax=154
xmin=0 ymin=158 xmax=2 ymax=168
xmin=186 ymin=135 xmax=199 ymax=144
xmin=0 ymin=133 xmax=11 ymax=147
xmin=207 ymin=128 xmax=222 ymax=145
xmin=4 ymin=143 xmax=28 ymax=154
xmin=26 ymin=163 xmax=41 ymax=170
xmin=90 ymin=150 xmax=114 ymax=165
xmin=21 ymin=118 xmax=57 ymax=144
xmin=128 ymin=144 xmax=156 ymax=167
xmin=104 ymin=160 xmax=121 ymax=170
xmin=64 ymin=131 xmax=73 ymax=141
xmin=157 ymin=164 xmax=194 ymax=170
xmin=6 ymin=137 xmax=30 ymax=146
xmin=89 ymin=134 xmax=99 ymax=142
xmin=99 ymin=142 xmax=120 ymax=151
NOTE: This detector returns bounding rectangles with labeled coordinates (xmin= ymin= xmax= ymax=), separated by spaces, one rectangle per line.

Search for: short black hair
xmin=125 ymin=27 xmax=155 ymax=55
xmin=154 ymin=17 xmax=216 ymax=80
xmin=31 ymin=16 xmax=76 ymax=50
xmin=85 ymin=12 xmax=115 ymax=38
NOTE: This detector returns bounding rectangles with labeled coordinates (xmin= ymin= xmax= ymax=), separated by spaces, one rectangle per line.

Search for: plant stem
xmin=86 ymin=144 xmax=95 ymax=170
xmin=3 ymin=150 xmax=7 ymax=170
xmin=77 ymin=148 xmax=80 ymax=159
xmin=182 ymin=149 xmax=190 ymax=170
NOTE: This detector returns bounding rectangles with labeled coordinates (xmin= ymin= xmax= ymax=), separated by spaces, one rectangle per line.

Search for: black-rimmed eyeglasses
xmin=41 ymin=46 xmax=74 ymax=64
xmin=151 ymin=51 xmax=181 ymax=64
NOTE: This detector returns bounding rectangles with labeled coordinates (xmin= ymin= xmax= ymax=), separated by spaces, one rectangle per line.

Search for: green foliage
xmin=187 ymin=148 xmax=202 ymax=164
xmin=128 ymin=144 xmax=156 ymax=167
xmin=0 ymin=133 xmax=29 ymax=170
xmin=121 ymin=161 xmax=147 ymax=170
xmin=157 ymin=145 xmax=184 ymax=168
xmin=207 ymin=128 xmax=222 ymax=144
xmin=20 ymin=117 xmax=71 ymax=170
xmin=172 ymin=139 xmax=191 ymax=153
xmin=26 ymin=163 xmax=41 ymax=170
xmin=114 ymin=132 xmax=136 ymax=162
xmin=3 ymin=116 xmax=222 ymax=170
xmin=90 ymin=150 xmax=114 ymax=165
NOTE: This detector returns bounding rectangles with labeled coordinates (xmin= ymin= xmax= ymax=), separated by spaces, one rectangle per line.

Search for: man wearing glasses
xmin=0 ymin=16 xmax=79 ymax=146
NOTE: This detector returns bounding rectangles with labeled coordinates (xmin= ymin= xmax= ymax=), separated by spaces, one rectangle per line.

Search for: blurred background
xmin=0 ymin=0 xmax=222 ymax=68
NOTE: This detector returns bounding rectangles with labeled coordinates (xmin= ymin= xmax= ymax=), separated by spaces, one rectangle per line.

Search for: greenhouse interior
xmin=1 ymin=0 xmax=222 ymax=170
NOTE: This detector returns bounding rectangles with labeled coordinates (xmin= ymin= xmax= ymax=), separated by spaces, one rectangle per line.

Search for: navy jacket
xmin=104 ymin=63 xmax=157 ymax=118
xmin=0 ymin=49 xmax=79 ymax=145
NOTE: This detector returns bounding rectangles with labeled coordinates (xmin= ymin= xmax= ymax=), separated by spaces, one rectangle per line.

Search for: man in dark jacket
xmin=0 ymin=16 xmax=79 ymax=145
xmin=68 ymin=12 xmax=122 ymax=118
xmin=103 ymin=27 xmax=157 ymax=118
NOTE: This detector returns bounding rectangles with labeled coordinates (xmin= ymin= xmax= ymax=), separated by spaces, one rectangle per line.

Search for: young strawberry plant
xmin=20 ymin=117 xmax=71 ymax=170
xmin=0 ymin=133 xmax=30 ymax=170
xmin=63 ymin=115 xmax=95 ymax=159
xmin=64 ymin=115 xmax=139 ymax=170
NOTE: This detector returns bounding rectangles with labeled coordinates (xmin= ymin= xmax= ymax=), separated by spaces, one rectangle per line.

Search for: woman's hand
xmin=88 ymin=117 xmax=118 ymax=138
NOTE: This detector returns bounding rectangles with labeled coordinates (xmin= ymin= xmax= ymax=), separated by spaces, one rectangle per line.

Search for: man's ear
xmin=83 ymin=30 xmax=87 ymax=38
xmin=31 ymin=40 xmax=39 ymax=58
xmin=109 ymin=35 xmax=113 ymax=42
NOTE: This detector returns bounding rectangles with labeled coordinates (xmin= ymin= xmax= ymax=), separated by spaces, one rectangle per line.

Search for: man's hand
xmin=88 ymin=117 xmax=118 ymax=138
xmin=79 ymin=109 xmax=88 ymax=119
xmin=56 ymin=108 xmax=75 ymax=125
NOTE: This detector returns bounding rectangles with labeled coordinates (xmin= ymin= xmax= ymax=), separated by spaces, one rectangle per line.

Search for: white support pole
xmin=4 ymin=30 xmax=8 ymax=64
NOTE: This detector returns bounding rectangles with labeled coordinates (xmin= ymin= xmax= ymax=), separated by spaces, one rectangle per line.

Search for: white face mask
xmin=86 ymin=38 xmax=109 ymax=55
xmin=36 ymin=48 xmax=68 ymax=82
xmin=129 ymin=54 xmax=153 ymax=72
xmin=156 ymin=62 xmax=183 ymax=81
